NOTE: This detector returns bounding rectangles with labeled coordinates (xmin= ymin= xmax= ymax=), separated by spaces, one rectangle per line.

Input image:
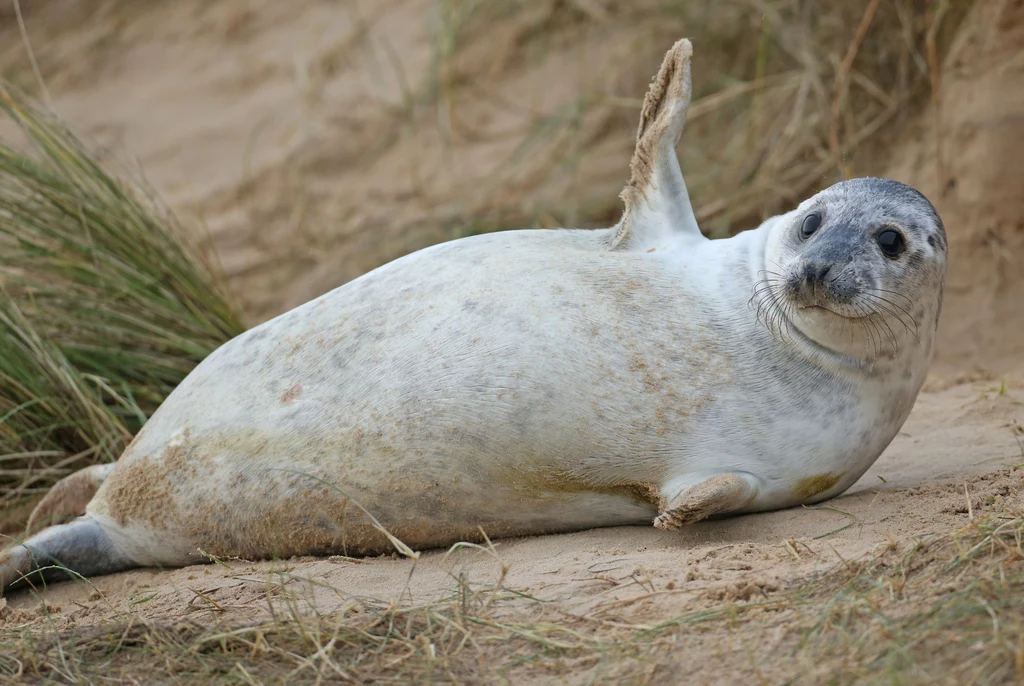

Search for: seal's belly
xmin=91 ymin=231 xmax=723 ymax=560
xmin=92 ymin=430 xmax=659 ymax=561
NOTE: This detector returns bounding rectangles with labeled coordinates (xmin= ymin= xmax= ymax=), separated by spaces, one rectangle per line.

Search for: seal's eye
xmin=877 ymin=229 xmax=906 ymax=258
xmin=799 ymin=213 xmax=821 ymax=240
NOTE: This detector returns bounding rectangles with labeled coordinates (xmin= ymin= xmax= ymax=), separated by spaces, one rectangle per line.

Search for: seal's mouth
xmin=783 ymin=268 xmax=867 ymax=319
xmin=749 ymin=285 xmax=877 ymax=370
xmin=755 ymin=280 xmax=918 ymax=365
xmin=796 ymin=304 xmax=868 ymax=320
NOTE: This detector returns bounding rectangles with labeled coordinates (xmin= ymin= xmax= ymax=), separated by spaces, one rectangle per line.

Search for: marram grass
xmin=0 ymin=83 xmax=245 ymax=501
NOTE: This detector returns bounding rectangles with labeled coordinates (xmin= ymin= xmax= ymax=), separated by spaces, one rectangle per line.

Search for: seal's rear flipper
xmin=0 ymin=517 xmax=137 ymax=595
xmin=654 ymin=472 xmax=759 ymax=530
xmin=26 ymin=463 xmax=115 ymax=534
xmin=612 ymin=38 xmax=702 ymax=251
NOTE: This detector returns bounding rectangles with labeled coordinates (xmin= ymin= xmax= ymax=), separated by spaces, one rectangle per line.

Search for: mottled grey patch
xmin=508 ymin=402 xmax=533 ymax=441
xmin=244 ymin=328 xmax=270 ymax=345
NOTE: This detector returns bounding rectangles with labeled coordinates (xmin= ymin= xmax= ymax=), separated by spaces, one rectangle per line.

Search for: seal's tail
xmin=0 ymin=517 xmax=138 ymax=596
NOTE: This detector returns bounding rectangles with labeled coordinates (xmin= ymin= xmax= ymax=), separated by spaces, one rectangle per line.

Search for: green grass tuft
xmin=0 ymin=84 xmax=245 ymax=503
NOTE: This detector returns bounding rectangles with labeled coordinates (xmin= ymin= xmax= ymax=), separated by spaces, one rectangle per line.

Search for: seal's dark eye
xmin=799 ymin=213 xmax=821 ymax=240
xmin=877 ymin=229 xmax=906 ymax=258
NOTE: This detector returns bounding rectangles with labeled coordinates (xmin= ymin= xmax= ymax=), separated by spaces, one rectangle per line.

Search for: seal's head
xmin=760 ymin=177 xmax=947 ymax=364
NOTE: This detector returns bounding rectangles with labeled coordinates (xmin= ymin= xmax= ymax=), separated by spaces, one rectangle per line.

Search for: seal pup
xmin=0 ymin=39 xmax=947 ymax=593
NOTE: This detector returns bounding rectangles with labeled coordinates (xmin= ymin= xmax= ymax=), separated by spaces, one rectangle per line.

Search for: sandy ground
xmin=1 ymin=1 xmax=1024 ymax=675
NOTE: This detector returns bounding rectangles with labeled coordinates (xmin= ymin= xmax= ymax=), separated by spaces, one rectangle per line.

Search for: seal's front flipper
xmin=654 ymin=473 xmax=759 ymax=530
xmin=612 ymin=38 xmax=702 ymax=251
xmin=26 ymin=463 xmax=115 ymax=534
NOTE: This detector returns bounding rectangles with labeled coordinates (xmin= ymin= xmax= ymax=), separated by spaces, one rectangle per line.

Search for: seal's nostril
xmin=801 ymin=262 xmax=832 ymax=284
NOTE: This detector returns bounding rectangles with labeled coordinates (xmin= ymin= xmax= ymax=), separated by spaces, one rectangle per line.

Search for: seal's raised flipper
xmin=654 ymin=473 xmax=759 ymax=530
xmin=1 ymin=517 xmax=138 ymax=595
xmin=611 ymin=38 xmax=702 ymax=251
xmin=26 ymin=463 xmax=115 ymax=534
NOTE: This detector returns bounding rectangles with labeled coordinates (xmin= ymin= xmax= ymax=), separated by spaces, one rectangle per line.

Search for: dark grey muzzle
xmin=789 ymin=233 xmax=860 ymax=304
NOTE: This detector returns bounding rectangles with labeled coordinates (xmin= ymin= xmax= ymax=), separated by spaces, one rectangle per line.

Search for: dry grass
xmin=497 ymin=0 xmax=944 ymax=199
xmin=444 ymin=0 xmax=972 ymax=235
xmin=1 ymin=501 xmax=1021 ymax=684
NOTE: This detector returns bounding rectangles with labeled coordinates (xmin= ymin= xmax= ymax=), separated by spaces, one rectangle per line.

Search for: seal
xmin=0 ymin=39 xmax=947 ymax=594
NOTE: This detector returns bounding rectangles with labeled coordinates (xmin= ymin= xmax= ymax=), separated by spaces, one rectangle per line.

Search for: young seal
xmin=0 ymin=39 xmax=947 ymax=593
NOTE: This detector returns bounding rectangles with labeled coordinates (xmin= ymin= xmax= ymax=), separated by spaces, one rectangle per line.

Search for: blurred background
xmin=3 ymin=0 xmax=1022 ymax=374
xmin=0 ymin=0 xmax=1022 ymax=514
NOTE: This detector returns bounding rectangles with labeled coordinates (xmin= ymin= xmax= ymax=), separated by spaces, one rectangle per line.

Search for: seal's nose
xmin=801 ymin=262 xmax=833 ymax=287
